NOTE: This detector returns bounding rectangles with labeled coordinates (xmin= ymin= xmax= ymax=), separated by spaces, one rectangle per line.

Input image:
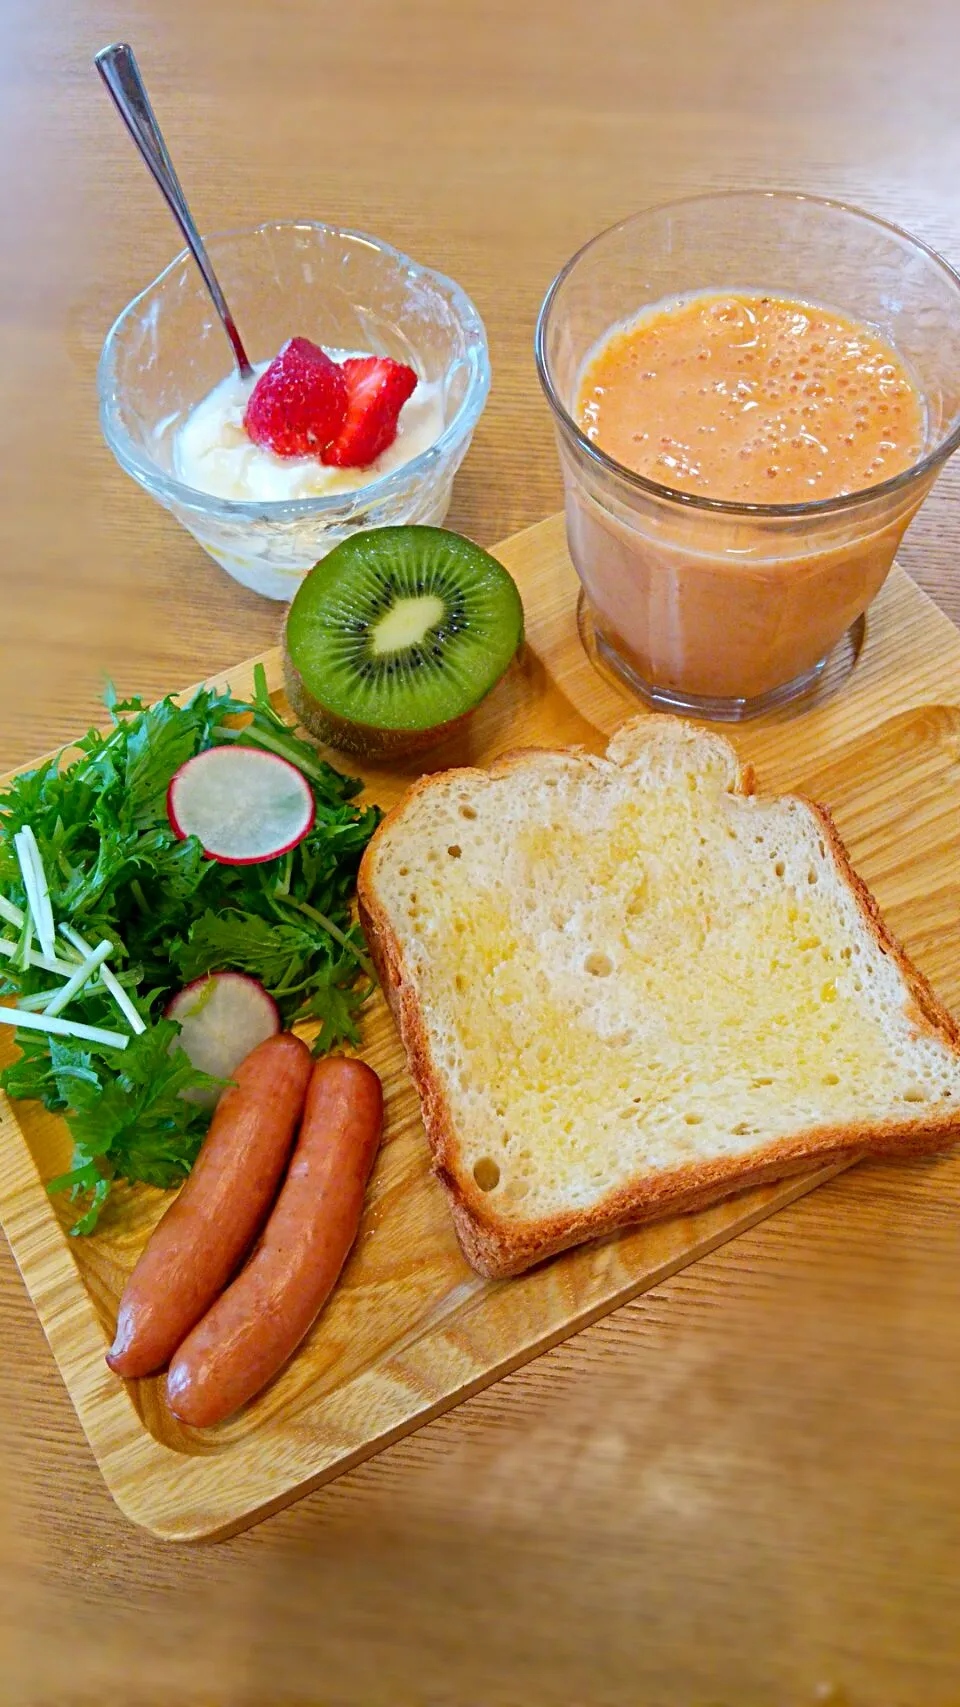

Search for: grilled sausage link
xmin=166 ymin=1055 xmax=384 ymax=1427
xmin=107 ymin=1032 xmax=313 ymax=1378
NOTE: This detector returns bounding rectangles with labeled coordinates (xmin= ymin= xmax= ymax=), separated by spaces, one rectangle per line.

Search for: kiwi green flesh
xmin=283 ymin=651 xmax=477 ymax=759
xmin=284 ymin=526 xmax=524 ymax=738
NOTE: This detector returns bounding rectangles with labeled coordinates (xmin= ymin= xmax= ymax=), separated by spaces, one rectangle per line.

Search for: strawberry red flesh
xmin=243 ymin=337 xmax=347 ymax=459
xmin=321 ymin=357 xmax=418 ymax=469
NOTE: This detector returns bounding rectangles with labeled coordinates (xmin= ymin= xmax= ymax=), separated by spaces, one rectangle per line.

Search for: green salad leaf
xmin=44 ymin=1022 xmax=224 ymax=1234
xmin=0 ymin=670 xmax=381 ymax=1232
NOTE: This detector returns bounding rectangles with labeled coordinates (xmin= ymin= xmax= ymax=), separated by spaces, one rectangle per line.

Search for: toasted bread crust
xmin=357 ymin=722 xmax=960 ymax=1280
xmin=803 ymin=796 xmax=960 ymax=1050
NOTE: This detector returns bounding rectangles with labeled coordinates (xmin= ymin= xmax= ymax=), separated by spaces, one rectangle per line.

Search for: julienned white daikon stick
xmin=18 ymin=911 xmax=33 ymax=974
xmin=43 ymin=940 xmax=113 ymax=1018
xmin=16 ymin=987 xmax=68 ymax=1011
xmin=0 ymin=938 xmax=79 ymax=978
xmin=0 ymin=896 xmax=24 ymax=930
xmin=13 ymin=827 xmax=56 ymax=958
xmin=12 ymin=834 xmax=42 ymax=945
xmin=0 ymin=1006 xmax=129 ymax=1048
xmin=98 ymin=964 xmax=146 ymax=1035
xmin=59 ymin=924 xmax=146 ymax=1035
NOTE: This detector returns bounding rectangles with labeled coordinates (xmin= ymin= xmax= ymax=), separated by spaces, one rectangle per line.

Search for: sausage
xmin=106 ymin=1032 xmax=313 ymax=1378
xmin=166 ymin=1055 xmax=383 ymax=1427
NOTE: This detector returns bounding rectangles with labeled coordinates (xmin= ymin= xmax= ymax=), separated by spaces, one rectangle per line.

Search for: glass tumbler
xmin=536 ymin=192 xmax=960 ymax=719
xmin=99 ymin=222 xmax=491 ymax=601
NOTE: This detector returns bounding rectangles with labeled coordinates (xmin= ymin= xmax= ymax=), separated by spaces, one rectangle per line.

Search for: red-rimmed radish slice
xmin=166 ymin=973 xmax=281 ymax=1104
xmin=167 ymin=747 xmax=315 ymax=864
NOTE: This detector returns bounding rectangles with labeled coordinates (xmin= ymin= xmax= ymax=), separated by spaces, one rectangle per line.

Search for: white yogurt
xmin=172 ymin=355 xmax=445 ymax=503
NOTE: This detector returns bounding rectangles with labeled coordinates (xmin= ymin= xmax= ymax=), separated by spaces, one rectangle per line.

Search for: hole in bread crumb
xmin=752 ymin=1077 xmax=773 ymax=1087
xmin=732 ymin=1121 xmax=753 ymax=1136
xmin=473 ymin=1157 xmax=500 ymax=1191
xmin=823 ymin=1072 xmax=840 ymax=1086
xmin=903 ymin=1087 xmax=925 ymax=1103
xmin=454 ymin=974 xmax=466 ymax=992
xmin=585 ymin=951 xmax=613 ymax=977
xmin=684 ymin=1113 xmax=703 ymax=1126
xmin=459 ymin=803 xmax=477 ymax=819
xmin=774 ymin=860 xmax=785 ymax=878
xmin=398 ymin=866 xmax=409 ymax=877
xmin=447 ymin=845 xmax=462 ymax=859
xmin=818 ymin=838 xmax=826 ymax=856
xmin=807 ymin=869 xmax=818 ymax=885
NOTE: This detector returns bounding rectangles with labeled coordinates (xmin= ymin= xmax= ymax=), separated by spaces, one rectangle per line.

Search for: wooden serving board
xmin=3 ymin=512 xmax=960 ymax=1541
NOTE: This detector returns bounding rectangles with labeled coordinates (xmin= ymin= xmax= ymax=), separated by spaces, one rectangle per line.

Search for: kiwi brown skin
xmin=282 ymin=643 xmax=478 ymax=760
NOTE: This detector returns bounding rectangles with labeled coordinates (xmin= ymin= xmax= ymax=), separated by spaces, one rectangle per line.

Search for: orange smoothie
xmin=566 ymin=292 xmax=929 ymax=704
xmin=577 ymin=292 xmax=924 ymax=503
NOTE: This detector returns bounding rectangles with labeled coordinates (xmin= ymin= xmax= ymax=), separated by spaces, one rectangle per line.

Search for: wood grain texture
xmin=2 ymin=0 xmax=960 ymax=1695
xmin=2 ymin=514 xmax=960 ymax=1549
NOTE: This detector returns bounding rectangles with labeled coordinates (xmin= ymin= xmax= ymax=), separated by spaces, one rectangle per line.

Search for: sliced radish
xmin=166 ymin=972 xmax=281 ymax=1105
xmin=167 ymin=746 xmax=315 ymax=864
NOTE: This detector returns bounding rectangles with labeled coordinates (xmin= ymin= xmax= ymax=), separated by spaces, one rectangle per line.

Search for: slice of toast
xmin=358 ymin=716 xmax=960 ymax=1278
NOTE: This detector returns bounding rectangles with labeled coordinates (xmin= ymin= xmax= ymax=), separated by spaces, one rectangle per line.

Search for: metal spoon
xmin=95 ymin=41 xmax=253 ymax=379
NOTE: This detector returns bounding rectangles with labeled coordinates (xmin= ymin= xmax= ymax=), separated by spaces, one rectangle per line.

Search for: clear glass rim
xmin=98 ymin=220 xmax=491 ymax=522
xmin=534 ymin=189 xmax=960 ymax=520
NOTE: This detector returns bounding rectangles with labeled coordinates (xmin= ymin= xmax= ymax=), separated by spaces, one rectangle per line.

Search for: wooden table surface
xmin=3 ymin=1 xmax=960 ymax=1700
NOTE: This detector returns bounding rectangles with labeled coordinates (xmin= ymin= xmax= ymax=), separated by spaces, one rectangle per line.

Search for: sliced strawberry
xmin=243 ymin=337 xmax=347 ymax=459
xmin=321 ymin=357 xmax=418 ymax=469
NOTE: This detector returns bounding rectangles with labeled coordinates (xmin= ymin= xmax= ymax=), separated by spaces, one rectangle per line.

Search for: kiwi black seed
xmin=282 ymin=526 xmax=525 ymax=758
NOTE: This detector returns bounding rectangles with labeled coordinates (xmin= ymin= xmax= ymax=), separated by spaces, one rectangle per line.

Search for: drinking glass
xmin=536 ymin=192 xmax=960 ymax=718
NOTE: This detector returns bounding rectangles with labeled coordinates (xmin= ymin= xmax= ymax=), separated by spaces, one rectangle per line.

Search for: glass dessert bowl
xmin=99 ymin=221 xmax=491 ymax=600
xmin=536 ymin=191 xmax=960 ymax=720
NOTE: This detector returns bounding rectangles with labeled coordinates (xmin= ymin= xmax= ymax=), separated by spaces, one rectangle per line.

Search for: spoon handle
xmin=95 ymin=42 xmax=253 ymax=379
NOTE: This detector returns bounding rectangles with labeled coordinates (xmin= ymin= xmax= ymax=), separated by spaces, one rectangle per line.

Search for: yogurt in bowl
xmin=174 ymin=356 xmax=446 ymax=505
xmin=99 ymin=222 xmax=490 ymax=600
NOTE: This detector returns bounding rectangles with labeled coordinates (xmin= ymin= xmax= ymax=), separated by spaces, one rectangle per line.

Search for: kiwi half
xmin=283 ymin=526 xmax=524 ymax=758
